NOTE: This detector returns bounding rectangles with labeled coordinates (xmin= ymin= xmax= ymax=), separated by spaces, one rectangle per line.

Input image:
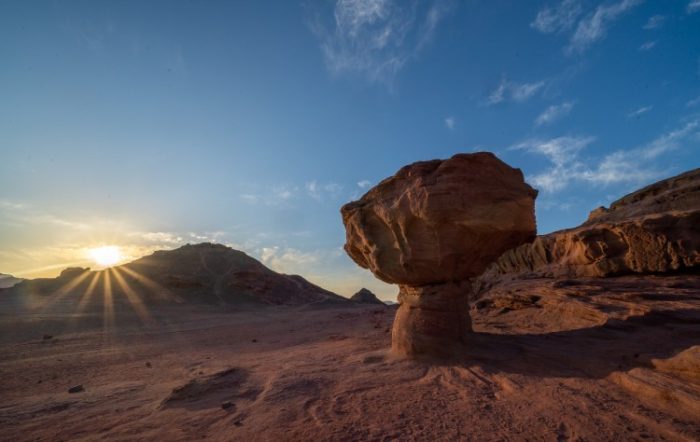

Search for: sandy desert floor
xmin=1 ymin=275 xmax=699 ymax=441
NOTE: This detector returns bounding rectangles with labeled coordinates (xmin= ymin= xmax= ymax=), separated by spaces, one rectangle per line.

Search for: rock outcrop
xmin=350 ymin=288 xmax=385 ymax=305
xmin=478 ymin=168 xmax=700 ymax=292
xmin=341 ymin=152 xmax=537 ymax=357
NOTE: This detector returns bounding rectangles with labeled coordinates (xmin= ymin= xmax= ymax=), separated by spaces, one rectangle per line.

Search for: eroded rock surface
xmin=341 ymin=152 xmax=537 ymax=356
xmin=478 ymin=168 xmax=700 ymax=291
xmin=341 ymin=152 xmax=538 ymax=286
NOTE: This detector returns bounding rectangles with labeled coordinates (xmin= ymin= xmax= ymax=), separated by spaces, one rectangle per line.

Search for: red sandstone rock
xmin=341 ymin=152 xmax=538 ymax=357
xmin=478 ymin=168 xmax=700 ymax=290
xmin=391 ymin=282 xmax=472 ymax=357
xmin=341 ymin=152 xmax=538 ymax=287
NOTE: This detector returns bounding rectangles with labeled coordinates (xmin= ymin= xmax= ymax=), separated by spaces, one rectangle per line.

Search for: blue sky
xmin=1 ymin=0 xmax=699 ymax=300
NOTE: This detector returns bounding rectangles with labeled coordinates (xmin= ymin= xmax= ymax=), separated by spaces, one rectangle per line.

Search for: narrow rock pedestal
xmin=391 ymin=282 xmax=472 ymax=358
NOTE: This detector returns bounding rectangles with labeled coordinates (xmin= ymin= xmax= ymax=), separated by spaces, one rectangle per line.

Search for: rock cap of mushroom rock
xmin=341 ymin=152 xmax=538 ymax=286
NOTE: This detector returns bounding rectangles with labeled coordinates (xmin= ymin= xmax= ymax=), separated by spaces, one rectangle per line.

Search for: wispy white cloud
xmin=240 ymin=194 xmax=259 ymax=203
xmin=324 ymin=182 xmax=344 ymax=198
xmin=305 ymin=181 xmax=344 ymax=201
xmin=567 ymin=0 xmax=642 ymax=54
xmin=357 ymin=180 xmax=372 ymax=189
xmin=643 ymin=14 xmax=665 ymax=29
xmin=637 ymin=119 xmax=699 ymax=159
xmin=627 ymin=105 xmax=652 ymax=118
xmin=531 ymin=0 xmax=583 ymax=33
xmin=638 ymin=40 xmax=656 ymax=51
xmin=535 ymin=101 xmax=575 ymax=126
xmin=512 ymin=119 xmax=700 ymax=193
xmin=272 ymin=185 xmax=296 ymax=201
xmin=487 ymin=78 xmax=546 ymax=105
xmin=444 ymin=116 xmax=455 ymax=130
xmin=535 ymin=0 xmax=642 ymax=54
xmin=687 ymin=95 xmax=700 ymax=107
xmin=487 ymin=79 xmax=508 ymax=104
xmin=688 ymin=0 xmax=700 ymax=14
xmin=240 ymin=184 xmax=299 ymax=206
xmin=305 ymin=180 xmax=322 ymax=201
xmin=512 ymin=81 xmax=546 ymax=101
xmin=0 ymin=201 xmax=92 ymax=231
xmin=259 ymin=246 xmax=345 ymax=276
xmin=242 ymin=180 xmax=344 ymax=205
xmin=261 ymin=246 xmax=320 ymax=270
xmin=511 ymin=136 xmax=595 ymax=192
xmin=133 ymin=231 xmax=183 ymax=244
xmin=311 ymin=0 xmax=454 ymax=85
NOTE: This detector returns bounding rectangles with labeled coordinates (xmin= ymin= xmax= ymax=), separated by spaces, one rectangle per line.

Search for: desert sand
xmin=1 ymin=272 xmax=699 ymax=441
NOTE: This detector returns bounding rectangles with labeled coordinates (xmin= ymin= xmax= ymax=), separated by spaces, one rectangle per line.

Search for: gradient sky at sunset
xmin=2 ymin=0 xmax=700 ymax=299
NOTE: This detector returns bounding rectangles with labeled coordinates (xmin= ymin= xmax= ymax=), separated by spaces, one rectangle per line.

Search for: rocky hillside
xmin=350 ymin=288 xmax=385 ymax=305
xmin=122 ymin=243 xmax=348 ymax=305
xmin=8 ymin=243 xmax=349 ymax=307
xmin=477 ymin=168 xmax=700 ymax=291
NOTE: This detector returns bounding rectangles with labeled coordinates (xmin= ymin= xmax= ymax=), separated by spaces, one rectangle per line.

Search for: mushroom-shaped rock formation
xmin=341 ymin=152 xmax=537 ymax=357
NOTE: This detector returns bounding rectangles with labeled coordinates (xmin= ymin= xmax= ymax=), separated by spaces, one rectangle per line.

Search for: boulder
xmin=350 ymin=288 xmax=385 ymax=305
xmin=477 ymin=168 xmax=700 ymax=293
xmin=340 ymin=152 xmax=538 ymax=357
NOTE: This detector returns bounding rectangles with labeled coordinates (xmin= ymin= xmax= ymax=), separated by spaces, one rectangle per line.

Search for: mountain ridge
xmin=6 ymin=243 xmax=350 ymax=307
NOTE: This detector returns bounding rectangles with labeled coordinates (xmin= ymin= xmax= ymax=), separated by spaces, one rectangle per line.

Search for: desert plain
xmin=1 ymin=271 xmax=699 ymax=441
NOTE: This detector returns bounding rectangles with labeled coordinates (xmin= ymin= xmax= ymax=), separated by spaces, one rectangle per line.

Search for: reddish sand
xmin=1 ymin=275 xmax=699 ymax=441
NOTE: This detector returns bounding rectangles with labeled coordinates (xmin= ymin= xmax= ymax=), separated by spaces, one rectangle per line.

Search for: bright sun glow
xmin=89 ymin=246 xmax=123 ymax=267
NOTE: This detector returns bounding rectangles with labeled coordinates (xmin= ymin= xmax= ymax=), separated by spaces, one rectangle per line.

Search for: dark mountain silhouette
xmin=350 ymin=288 xmax=384 ymax=305
xmin=7 ymin=243 xmax=349 ymax=307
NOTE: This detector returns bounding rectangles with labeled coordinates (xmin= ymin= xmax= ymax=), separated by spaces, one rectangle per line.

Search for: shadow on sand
xmin=455 ymin=307 xmax=700 ymax=379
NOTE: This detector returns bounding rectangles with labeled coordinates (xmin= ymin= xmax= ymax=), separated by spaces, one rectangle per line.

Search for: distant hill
xmin=0 ymin=273 xmax=23 ymax=289
xmin=122 ymin=243 xmax=349 ymax=305
xmin=7 ymin=243 xmax=350 ymax=307
xmin=350 ymin=288 xmax=385 ymax=305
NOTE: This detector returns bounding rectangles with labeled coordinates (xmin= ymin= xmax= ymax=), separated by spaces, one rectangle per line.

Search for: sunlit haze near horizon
xmin=2 ymin=0 xmax=700 ymax=300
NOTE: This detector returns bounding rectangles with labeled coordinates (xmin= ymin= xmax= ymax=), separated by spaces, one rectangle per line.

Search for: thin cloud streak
xmin=533 ymin=0 xmax=643 ymax=54
xmin=531 ymin=0 xmax=582 ymax=33
xmin=638 ymin=40 xmax=657 ymax=51
xmin=688 ymin=0 xmax=700 ymax=14
xmin=535 ymin=101 xmax=575 ymax=126
xmin=627 ymin=105 xmax=653 ymax=118
xmin=512 ymin=119 xmax=700 ymax=193
xmin=567 ymin=0 xmax=642 ymax=54
xmin=643 ymin=15 xmax=665 ymax=29
xmin=312 ymin=0 xmax=455 ymax=85
xmin=487 ymin=78 xmax=545 ymax=105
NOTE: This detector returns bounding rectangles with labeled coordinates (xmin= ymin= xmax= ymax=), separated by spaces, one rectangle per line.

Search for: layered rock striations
xmin=478 ymin=168 xmax=700 ymax=291
xmin=341 ymin=152 xmax=537 ymax=356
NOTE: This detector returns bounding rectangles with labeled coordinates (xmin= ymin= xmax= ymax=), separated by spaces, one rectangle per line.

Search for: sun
xmin=88 ymin=246 xmax=123 ymax=267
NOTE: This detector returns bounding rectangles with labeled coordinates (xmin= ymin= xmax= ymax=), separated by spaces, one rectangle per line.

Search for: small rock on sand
xmin=68 ymin=385 xmax=84 ymax=394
